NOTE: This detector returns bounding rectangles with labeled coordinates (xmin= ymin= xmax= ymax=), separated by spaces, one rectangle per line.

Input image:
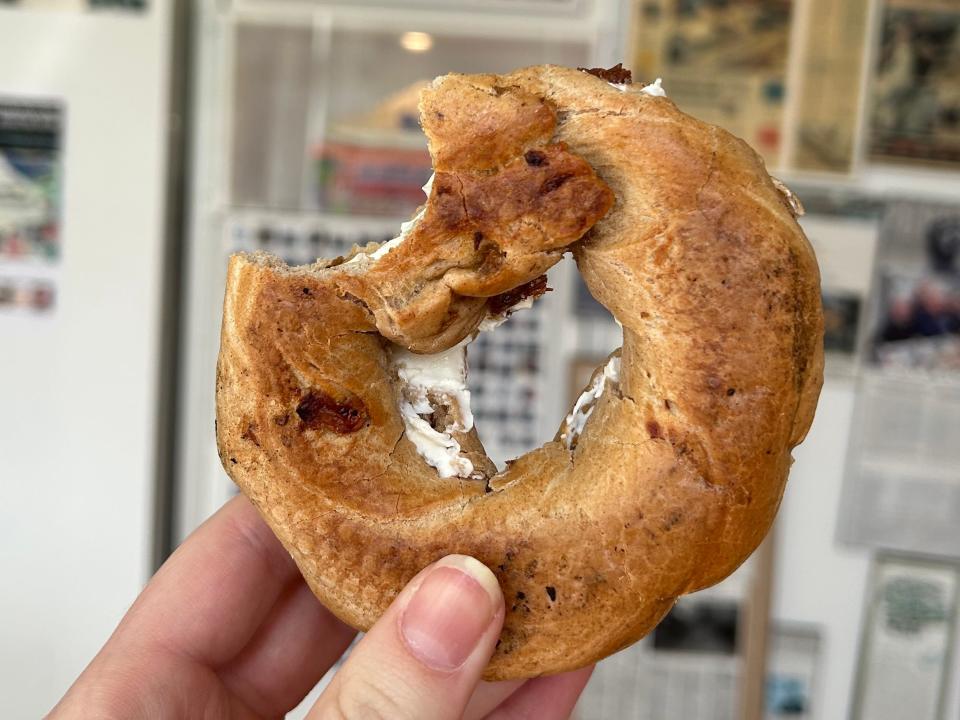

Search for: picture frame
xmin=851 ymin=554 xmax=960 ymax=720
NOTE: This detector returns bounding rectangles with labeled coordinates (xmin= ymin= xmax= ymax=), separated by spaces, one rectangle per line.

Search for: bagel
xmin=215 ymin=64 xmax=823 ymax=680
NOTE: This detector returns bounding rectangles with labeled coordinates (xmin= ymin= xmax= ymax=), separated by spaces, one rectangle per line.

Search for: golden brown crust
xmin=216 ymin=65 xmax=823 ymax=680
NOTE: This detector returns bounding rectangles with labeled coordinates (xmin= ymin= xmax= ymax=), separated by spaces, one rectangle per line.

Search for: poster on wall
xmin=0 ymin=98 xmax=63 ymax=317
xmin=869 ymin=0 xmax=960 ymax=165
xmin=630 ymin=0 xmax=791 ymax=167
xmin=853 ymin=556 xmax=959 ymax=720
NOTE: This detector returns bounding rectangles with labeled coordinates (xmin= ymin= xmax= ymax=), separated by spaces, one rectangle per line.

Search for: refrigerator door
xmin=0 ymin=4 xmax=173 ymax=716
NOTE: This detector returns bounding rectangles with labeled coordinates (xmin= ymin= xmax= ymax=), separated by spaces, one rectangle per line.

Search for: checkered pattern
xmin=468 ymin=308 xmax=543 ymax=465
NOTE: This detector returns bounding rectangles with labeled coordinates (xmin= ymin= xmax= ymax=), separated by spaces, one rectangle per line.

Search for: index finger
xmin=117 ymin=495 xmax=303 ymax=666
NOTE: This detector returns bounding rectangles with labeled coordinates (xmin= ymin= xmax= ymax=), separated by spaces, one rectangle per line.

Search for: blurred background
xmin=2 ymin=0 xmax=960 ymax=718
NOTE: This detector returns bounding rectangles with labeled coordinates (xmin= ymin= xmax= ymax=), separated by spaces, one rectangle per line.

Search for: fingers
xmin=218 ymin=579 xmax=357 ymax=717
xmin=309 ymin=555 xmax=505 ymax=720
xmin=118 ymin=495 xmax=301 ymax=666
xmin=485 ymin=665 xmax=594 ymax=720
xmin=462 ymin=679 xmax=524 ymax=720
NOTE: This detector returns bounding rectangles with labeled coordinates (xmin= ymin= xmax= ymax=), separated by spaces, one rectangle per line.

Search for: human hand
xmin=48 ymin=496 xmax=592 ymax=719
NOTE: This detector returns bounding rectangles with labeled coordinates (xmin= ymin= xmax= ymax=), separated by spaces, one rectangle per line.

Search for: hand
xmin=49 ymin=496 xmax=592 ymax=719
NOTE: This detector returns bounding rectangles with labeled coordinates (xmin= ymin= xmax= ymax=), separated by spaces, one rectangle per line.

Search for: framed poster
xmin=869 ymin=0 xmax=960 ymax=165
xmin=0 ymin=98 xmax=63 ymax=317
xmin=852 ymin=555 xmax=960 ymax=720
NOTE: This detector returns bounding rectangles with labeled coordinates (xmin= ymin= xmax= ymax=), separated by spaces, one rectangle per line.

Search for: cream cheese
xmin=608 ymin=78 xmax=667 ymax=97
xmin=391 ymin=336 xmax=475 ymax=478
xmin=399 ymin=402 xmax=474 ymax=479
xmin=561 ymin=355 xmax=621 ymax=449
xmin=640 ymin=78 xmax=666 ymax=97
xmin=392 ymin=337 xmax=473 ymax=432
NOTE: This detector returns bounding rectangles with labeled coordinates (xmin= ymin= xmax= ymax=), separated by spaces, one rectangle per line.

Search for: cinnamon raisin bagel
xmin=215 ymin=64 xmax=823 ymax=680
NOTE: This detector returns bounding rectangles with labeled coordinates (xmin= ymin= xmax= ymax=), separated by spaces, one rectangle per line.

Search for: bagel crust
xmin=216 ymin=65 xmax=824 ymax=680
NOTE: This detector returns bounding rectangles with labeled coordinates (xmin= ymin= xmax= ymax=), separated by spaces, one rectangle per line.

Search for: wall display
xmin=791 ymin=0 xmax=871 ymax=173
xmin=765 ymin=625 xmax=820 ymax=720
xmin=631 ymin=0 xmax=792 ymax=166
xmin=869 ymin=0 xmax=960 ymax=165
xmin=853 ymin=556 xmax=959 ymax=720
xmin=840 ymin=200 xmax=960 ymax=557
xmin=0 ymin=98 xmax=63 ymax=316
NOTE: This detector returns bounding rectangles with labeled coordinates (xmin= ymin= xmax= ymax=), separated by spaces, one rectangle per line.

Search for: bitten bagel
xmin=216 ymin=64 xmax=824 ymax=680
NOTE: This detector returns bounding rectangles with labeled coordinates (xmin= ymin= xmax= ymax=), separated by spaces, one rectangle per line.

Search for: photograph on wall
xmin=765 ymin=625 xmax=820 ymax=720
xmin=869 ymin=0 xmax=960 ymax=165
xmin=868 ymin=201 xmax=960 ymax=372
xmin=853 ymin=556 xmax=959 ymax=720
xmin=631 ymin=0 xmax=791 ymax=166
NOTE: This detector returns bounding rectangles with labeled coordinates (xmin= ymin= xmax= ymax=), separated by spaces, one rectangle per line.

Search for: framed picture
xmin=852 ymin=555 xmax=960 ymax=720
xmin=869 ymin=0 xmax=960 ymax=165
xmin=765 ymin=625 xmax=820 ymax=720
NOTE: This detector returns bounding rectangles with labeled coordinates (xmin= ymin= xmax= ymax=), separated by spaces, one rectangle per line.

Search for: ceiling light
xmin=400 ymin=31 xmax=433 ymax=53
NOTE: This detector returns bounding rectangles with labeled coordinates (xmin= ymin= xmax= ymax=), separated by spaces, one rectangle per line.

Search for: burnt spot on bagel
xmin=489 ymin=275 xmax=548 ymax=316
xmin=646 ymin=420 xmax=663 ymax=440
xmin=540 ymin=172 xmax=574 ymax=195
xmin=296 ymin=390 xmax=369 ymax=434
xmin=240 ymin=422 xmax=261 ymax=447
xmin=523 ymin=149 xmax=547 ymax=166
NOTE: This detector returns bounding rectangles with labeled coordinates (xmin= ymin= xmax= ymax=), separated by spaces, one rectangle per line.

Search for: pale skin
xmin=48 ymin=496 xmax=593 ymax=719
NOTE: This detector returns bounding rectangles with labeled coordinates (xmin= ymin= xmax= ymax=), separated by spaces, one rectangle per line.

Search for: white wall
xmin=772 ymin=376 xmax=872 ymax=719
xmin=0 ymin=6 xmax=171 ymax=717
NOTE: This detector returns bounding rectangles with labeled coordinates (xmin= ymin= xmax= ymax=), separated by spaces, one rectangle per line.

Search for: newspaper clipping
xmin=792 ymin=0 xmax=871 ymax=173
xmin=839 ymin=200 xmax=960 ymax=557
xmin=869 ymin=0 xmax=960 ymax=165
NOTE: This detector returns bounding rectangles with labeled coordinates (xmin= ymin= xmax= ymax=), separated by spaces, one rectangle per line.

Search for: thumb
xmin=309 ymin=555 xmax=505 ymax=720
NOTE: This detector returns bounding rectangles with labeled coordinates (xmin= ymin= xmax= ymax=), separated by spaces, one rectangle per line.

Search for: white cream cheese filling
xmin=399 ymin=403 xmax=475 ymax=478
xmin=561 ymin=355 xmax=621 ymax=449
xmin=608 ymin=77 xmax=667 ymax=97
xmin=392 ymin=336 xmax=475 ymax=479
